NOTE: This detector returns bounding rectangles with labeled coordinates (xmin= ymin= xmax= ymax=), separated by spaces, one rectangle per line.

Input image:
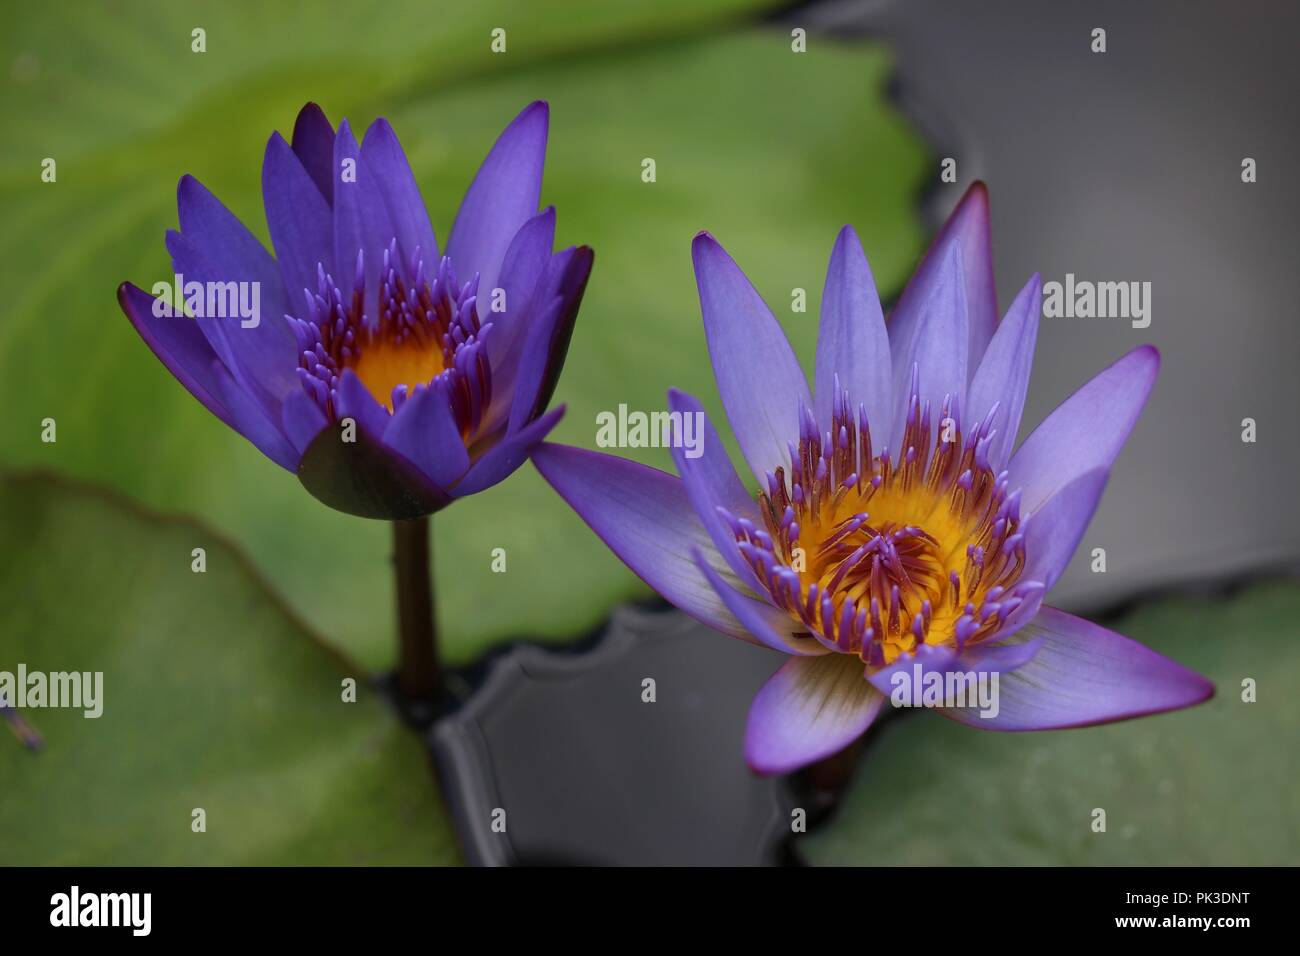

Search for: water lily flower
xmin=118 ymin=101 xmax=592 ymax=519
xmin=535 ymin=184 xmax=1212 ymax=774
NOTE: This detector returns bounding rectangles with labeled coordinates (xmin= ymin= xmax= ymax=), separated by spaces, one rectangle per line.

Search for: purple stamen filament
xmin=286 ymin=238 xmax=494 ymax=439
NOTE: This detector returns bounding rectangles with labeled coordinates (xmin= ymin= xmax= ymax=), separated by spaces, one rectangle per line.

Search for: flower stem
xmin=393 ymin=517 xmax=439 ymax=701
xmin=801 ymin=737 xmax=864 ymax=793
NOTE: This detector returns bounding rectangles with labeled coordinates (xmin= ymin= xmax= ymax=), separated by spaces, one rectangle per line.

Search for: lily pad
xmin=798 ymin=582 xmax=1300 ymax=865
xmin=0 ymin=14 xmax=929 ymax=666
xmin=0 ymin=0 xmax=780 ymax=174
xmin=0 ymin=472 xmax=458 ymax=865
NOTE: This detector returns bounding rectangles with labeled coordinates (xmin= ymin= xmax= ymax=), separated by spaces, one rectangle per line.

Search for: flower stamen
xmin=286 ymin=239 xmax=493 ymax=437
xmin=735 ymin=369 xmax=1037 ymax=667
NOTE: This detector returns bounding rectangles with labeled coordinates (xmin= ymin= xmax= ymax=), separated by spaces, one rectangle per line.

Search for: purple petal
xmin=452 ymin=405 xmax=563 ymax=497
xmin=1008 ymin=345 xmax=1159 ymax=514
xmin=360 ymin=117 xmax=439 ymax=265
xmin=866 ymin=636 xmax=1043 ymax=698
xmin=170 ymin=177 xmax=297 ymax=414
xmin=692 ymin=232 xmax=811 ymax=483
xmin=162 ymin=233 xmax=288 ymax=421
xmin=446 ymin=101 xmax=548 ymax=303
xmin=383 ymin=381 xmax=470 ymax=492
xmin=745 ymin=654 xmax=885 ymax=775
xmin=334 ymin=368 xmax=391 ymax=440
xmin=210 ymin=363 xmax=298 ymax=471
xmin=692 ymin=548 xmax=828 ymax=657
xmin=815 ymin=225 xmax=891 ymax=437
xmin=961 ymin=638 xmax=1046 ymax=672
xmin=1021 ymin=468 xmax=1109 ymax=589
xmin=117 ymin=282 xmax=234 ymax=429
xmin=532 ymin=443 xmax=749 ymax=639
xmin=965 ymin=273 xmax=1041 ymax=470
xmin=505 ymin=244 xmax=593 ymax=433
xmin=262 ymin=132 xmax=334 ymax=302
xmin=484 ymin=207 xmax=556 ymax=413
xmin=281 ymin=388 xmax=327 ymax=457
xmin=333 ymin=118 xmax=395 ymax=321
xmin=888 ymin=182 xmax=997 ymax=372
xmin=940 ymin=605 xmax=1214 ymax=730
xmin=889 ymin=242 xmax=969 ymax=453
xmin=667 ymin=388 xmax=765 ymax=590
xmin=291 ymin=102 xmax=336 ymax=205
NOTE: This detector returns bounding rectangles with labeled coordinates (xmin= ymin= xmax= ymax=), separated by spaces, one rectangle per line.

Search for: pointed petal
xmin=815 ymin=225 xmax=891 ymax=436
xmin=966 ymin=273 xmax=1041 ymax=470
xmin=451 ymin=405 xmax=563 ymax=497
xmin=117 ymin=282 xmax=234 ymax=429
xmin=163 ymin=235 xmax=293 ymax=421
xmin=1008 ymin=345 xmax=1159 ymax=514
xmin=446 ymin=101 xmax=548 ymax=301
xmin=484 ymin=207 xmax=556 ymax=404
xmin=889 ymin=243 xmax=969 ymax=452
xmin=333 ymin=118 xmax=395 ymax=321
xmin=1021 ymin=468 xmax=1109 ymax=589
xmin=667 ymin=388 xmax=764 ymax=590
xmin=262 ymin=132 xmax=334 ymax=302
xmin=692 ymin=548 xmax=827 ymax=656
xmin=692 ymin=232 xmax=810 ymax=484
xmin=505 ymin=244 xmax=593 ymax=433
xmin=171 ymin=177 xmax=297 ymax=413
xmin=175 ymin=173 xmax=285 ymax=296
xmin=360 ymin=117 xmax=439 ymax=265
xmin=383 ymin=381 xmax=470 ymax=492
xmin=888 ymin=182 xmax=996 ymax=371
xmin=532 ymin=443 xmax=750 ymax=639
xmin=745 ymin=654 xmax=885 ymax=775
xmin=290 ymin=102 xmax=336 ymax=205
xmin=939 ymin=606 xmax=1214 ymax=729
xmin=210 ymin=363 xmax=298 ymax=470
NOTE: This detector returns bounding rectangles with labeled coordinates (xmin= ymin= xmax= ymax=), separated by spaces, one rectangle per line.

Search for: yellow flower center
xmin=738 ymin=389 xmax=1029 ymax=669
xmin=351 ymin=339 xmax=445 ymax=412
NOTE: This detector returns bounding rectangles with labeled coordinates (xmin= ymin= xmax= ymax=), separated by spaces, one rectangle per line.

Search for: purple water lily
xmin=535 ymin=183 xmax=1213 ymax=775
xmin=118 ymin=101 xmax=592 ymax=520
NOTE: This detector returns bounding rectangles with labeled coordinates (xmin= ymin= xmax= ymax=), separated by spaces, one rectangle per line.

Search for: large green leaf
xmin=0 ymin=472 xmax=458 ymax=865
xmin=798 ymin=582 xmax=1300 ymax=865
xmin=0 ymin=0 xmax=780 ymax=174
xmin=0 ymin=7 xmax=930 ymax=666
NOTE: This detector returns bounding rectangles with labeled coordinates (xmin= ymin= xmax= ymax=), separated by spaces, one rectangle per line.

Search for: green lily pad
xmin=0 ymin=14 xmax=929 ymax=666
xmin=0 ymin=472 xmax=458 ymax=865
xmin=0 ymin=0 xmax=780 ymax=176
xmin=798 ymin=582 xmax=1300 ymax=865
